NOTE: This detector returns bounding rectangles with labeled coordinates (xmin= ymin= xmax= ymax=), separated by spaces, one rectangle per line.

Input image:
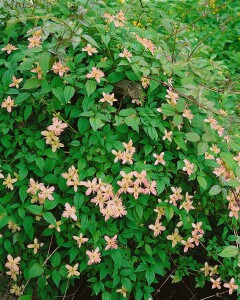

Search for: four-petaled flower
xmin=9 ymin=76 xmax=23 ymax=88
xmin=119 ymin=48 xmax=132 ymax=62
xmin=153 ymin=152 xmax=165 ymax=165
xmin=210 ymin=277 xmax=221 ymax=290
xmin=1 ymin=96 xmax=15 ymax=113
xmin=223 ymin=278 xmax=238 ymax=295
xmin=86 ymin=67 xmax=105 ymax=83
xmin=167 ymin=228 xmax=182 ymax=247
xmin=82 ymin=44 xmax=98 ymax=56
xmin=86 ymin=247 xmax=101 ymax=265
xmin=27 ymin=238 xmax=44 ymax=254
xmin=99 ymin=92 xmax=118 ymax=106
xmin=66 ymin=263 xmax=80 ymax=278
xmin=3 ymin=174 xmax=17 ymax=190
xmin=73 ymin=233 xmax=89 ymax=248
xmin=62 ymin=203 xmax=77 ymax=221
xmin=104 ymin=235 xmax=118 ymax=250
xmin=116 ymin=286 xmax=128 ymax=298
xmin=2 ymin=44 xmax=18 ymax=54
xmin=52 ymin=62 xmax=69 ymax=77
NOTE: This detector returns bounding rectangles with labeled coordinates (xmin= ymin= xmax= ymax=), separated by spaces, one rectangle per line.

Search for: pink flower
xmin=162 ymin=130 xmax=172 ymax=142
xmin=181 ymin=237 xmax=195 ymax=252
xmin=31 ymin=64 xmax=43 ymax=79
xmin=9 ymin=76 xmax=23 ymax=88
xmin=153 ymin=152 xmax=165 ymax=165
xmin=27 ymin=178 xmax=44 ymax=195
xmin=182 ymin=159 xmax=194 ymax=176
xmin=5 ymin=255 xmax=21 ymax=272
xmin=2 ymin=44 xmax=18 ymax=54
xmin=99 ymin=92 xmax=118 ymax=106
xmin=82 ymin=44 xmax=98 ymax=56
xmin=165 ymin=89 xmax=179 ymax=106
xmin=111 ymin=150 xmax=123 ymax=163
xmin=104 ymin=235 xmax=118 ymax=250
xmin=52 ymin=62 xmax=69 ymax=77
xmin=47 ymin=117 xmax=68 ymax=135
xmin=66 ymin=263 xmax=80 ymax=278
xmin=149 ymin=219 xmax=166 ymax=236
xmin=28 ymin=36 xmax=42 ymax=48
xmin=1 ymin=96 xmax=15 ymax=113
xmin=86 ymin=67 xmax=104 ymax=83
xmin=62 ymin=203 xmax=77 ymax=221
xmin=182 ymin=109 xmax=194 ymax=123
xmin=119 ymin=49 xmax=132 ymax=62
xmin=38 ymin=186 xmax=55 ymax=201
xmin=79 ymin=178 xmax=99 ymax=195
xmin=223 ymin=278 xmax=238 ymax=295
xmin=73 ymin=233 xmax=89 ymax=248
xmin=233 ymin=152 xmax=240 ymax=166
xmin=86 ymin=247 xmax=101 ymax=265
xmin=210 ymin=277 xmax=221 ymax=290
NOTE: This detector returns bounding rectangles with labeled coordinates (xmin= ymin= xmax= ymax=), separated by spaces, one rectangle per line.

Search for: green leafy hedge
xmin=0 ymin=0 xmax=239 ymax=299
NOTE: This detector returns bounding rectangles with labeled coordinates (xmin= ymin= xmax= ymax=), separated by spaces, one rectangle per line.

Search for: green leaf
xmin=43 ymin=212 xmax=56 ymax=225
xmin=26 ymin=205 xmax=43 ymax=215
xmin=23 ymin=78 xmax=40 ymax=89
xmin=102 ymin=292 xmax=111 ymax=300
xmin=82 ymin=34 xmax=100 ymax=49
xmin=29 ymin=263 xmax=44 ymax=278
xmin=90 ymin=117 xmax=104 ymax=131
xmin=64 ymin=86 xmax=75 ymax=103
xmin=36 ymin=157 xmax=45 ymax=170
xmin=198 ymin=142 xmax=208 ymax=156
xmin=145 ymin=244 xmax=152 ymax=256
xmin=161 ymin=104 xmax=175 ymax=116
xmin=23 ymin=216 xmax=34 ymax=239
xmin=52 ymin=87 xmax=65 ymax=103
xmin=108 ymin=72 xmax=125 ymax=83
xmin=174 ymin=136 xmax=187 ymax=151
xmin=52 ymin=270 xmax=61 ymax=287
xmin=173 ymin=114 xmax=183 ymax=126
xmin=19 ymin=185 xmax=28 ymax=202
xmin=74 ymin=193 xmax=84 ymax=209
xmin=185 ymin=132 xmax=200 ymax=142
xmin=15 ymin=92 xmax=31 ymax=104
xmin=119 ymin=108 xmax=136 ymax=117
xmin=197 ymin=176 xmax=207 ymax=189
xmin=111 ymin=249 xmax=123 ymax=268
xmin=218 ymin=246 xmax=238 ymax=258
xmin=51 ymin=252 xmax=61 ymax=267
xmin=121 ymin=277 xmax=131 ymax=291
xmin=124 ymin=116 xmax=139 ymax=132
xmin=39 ymin=51 xmax=51 ymax=75
xmin=24 ymin=105 xmax=32 ymax=121
xmin=165 ymin=206 xmax=174 ymax=221
xmin=85 ymin=80 xmax=96 ymax=97
xmin=145 ymin=268 xmax=155 ymax=285
xmin=209 ymin=185 xmax=221 ymax=196
xmin=176 ymin=99 xmax=186 ymax=112
xmin=78 ymin=117 xmax=89 ymax=134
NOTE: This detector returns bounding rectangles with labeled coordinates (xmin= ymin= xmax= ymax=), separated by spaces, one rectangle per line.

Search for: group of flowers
xmin=41 ymin=116 xmax=68 ymax=152
xmin=27 ymin=178 xmax=55 ymax=204
xmin=111 ymin=139 xmax=136 ymax=164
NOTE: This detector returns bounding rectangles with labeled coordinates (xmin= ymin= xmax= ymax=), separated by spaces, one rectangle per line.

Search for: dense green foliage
xmin=0 ymin=0 xmax=239 ymax=299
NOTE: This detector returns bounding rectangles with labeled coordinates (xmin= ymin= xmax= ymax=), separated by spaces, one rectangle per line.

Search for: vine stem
xmin=42 ymin=99 xmax=78 ymax=134
xmin=63 ymin=279 xmax=69 ymax=300
xmin=42 ymin=247 xmax=59 ymax=266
